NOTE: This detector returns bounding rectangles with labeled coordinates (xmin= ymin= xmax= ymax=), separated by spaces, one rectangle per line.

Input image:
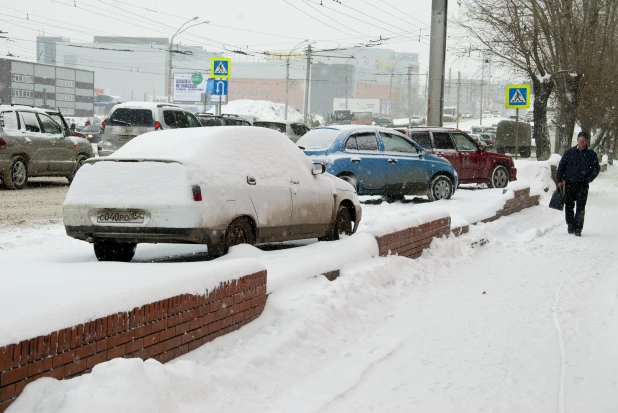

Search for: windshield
xmin=254 ymin=121 xmax=286 ymax=133
xmin=108 ymin=108 xmax=154 ymax=127
xmin=296 ymin=129 xmax=340 ymax=149
xmin=81 ymin=125 xmax=100 ymax=132
xmin=49 ymin=114 xmax=67 ymax=129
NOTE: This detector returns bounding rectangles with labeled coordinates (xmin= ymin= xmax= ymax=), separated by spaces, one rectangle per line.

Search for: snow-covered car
xmin=64 ymin=126 xmax=362 ymax=262
xmin=253 ymin=121 xmax=310 ymax=142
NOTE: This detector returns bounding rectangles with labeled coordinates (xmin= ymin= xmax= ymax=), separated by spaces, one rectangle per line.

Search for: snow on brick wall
xmin=0 ymin=271 xmax=267 ymax=413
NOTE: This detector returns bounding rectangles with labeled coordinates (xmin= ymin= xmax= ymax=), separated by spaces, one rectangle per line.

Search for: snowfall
xmin=2 ymin=157 xmax=618 ymax=412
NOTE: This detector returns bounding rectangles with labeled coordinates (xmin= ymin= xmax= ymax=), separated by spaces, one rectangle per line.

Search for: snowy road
xmin=10 ymin=166 xmax=618 ymax=412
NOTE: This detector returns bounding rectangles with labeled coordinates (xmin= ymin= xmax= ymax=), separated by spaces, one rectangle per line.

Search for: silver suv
xmin=0 ymin=105 xmax=94 ymax=189
xmin=98 ymin=102 xmax=202 ymax=156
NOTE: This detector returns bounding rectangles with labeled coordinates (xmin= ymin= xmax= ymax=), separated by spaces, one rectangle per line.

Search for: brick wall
xmin=376 ymin=186 xmax=540 ymax=257
xmin=0 ymin=271 xmax=267 ymax=412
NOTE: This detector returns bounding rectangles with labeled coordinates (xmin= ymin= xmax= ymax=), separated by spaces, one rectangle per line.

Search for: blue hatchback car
xmin=297 ymin=126 xmax=458 ymax=201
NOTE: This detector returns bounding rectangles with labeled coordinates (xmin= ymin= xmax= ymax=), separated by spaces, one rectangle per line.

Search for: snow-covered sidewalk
xmin=8 ymin=166 xmax=618 ymax=412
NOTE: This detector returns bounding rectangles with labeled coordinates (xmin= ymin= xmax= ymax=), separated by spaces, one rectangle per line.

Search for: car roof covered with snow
xmin=112 ymin=102 xmax=183 ymax=110
xmin=91 ymin=126 xmax=314 ymax=187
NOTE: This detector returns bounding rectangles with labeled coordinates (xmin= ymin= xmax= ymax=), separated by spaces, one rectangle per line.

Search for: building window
xmin=11 ymin=74 xmax=33 ymax=83
xmin=244 ymin=92 xmax=248 ymax=97
xmin=12 ymin=89 xmax=34 ymax=98
xmin=62 ymin=108 xmax=75 ymax=116
xmin=57 ymin=79 xmax=75 ymax=88
xmin=56 ymin=93 xmax=75 ymax=102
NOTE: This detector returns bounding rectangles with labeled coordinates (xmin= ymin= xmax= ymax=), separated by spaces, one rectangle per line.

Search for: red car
xmin=395 ymin=127 xmax=516 ymax=188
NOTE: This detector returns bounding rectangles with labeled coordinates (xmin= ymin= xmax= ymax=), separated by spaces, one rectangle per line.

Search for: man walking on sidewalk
xmin=556 ymin=131 xmax=600 ymax=236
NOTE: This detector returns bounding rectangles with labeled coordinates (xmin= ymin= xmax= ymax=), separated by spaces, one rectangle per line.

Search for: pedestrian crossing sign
xmin=211 ymin=57 xmax=231 ymax=79
xmin=505 ymin=84 xmax=530 ymax=108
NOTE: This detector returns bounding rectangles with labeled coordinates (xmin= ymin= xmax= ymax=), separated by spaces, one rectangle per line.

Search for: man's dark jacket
xmin=556 ymin=146 xmax=600 ymax=183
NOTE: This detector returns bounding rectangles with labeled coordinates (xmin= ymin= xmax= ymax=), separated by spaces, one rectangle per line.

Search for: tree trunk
xmin=556 ymin=74 xmax=583 ymax=153
xmin=531 ymin=77 xmax=553 ymax=160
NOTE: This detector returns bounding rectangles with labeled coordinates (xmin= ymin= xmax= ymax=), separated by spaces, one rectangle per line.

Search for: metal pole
xmin=303 ymin=44 xmax=312 ymax=125
xmin=456 ymin=71 xmax=461 ymax=129
xmin=389 ymin=70 xmax=394 ymax=119
xmin=345 ymin=68 xmax=349 ymax=110
xmin=515 ymin=108 xmax=519 ymax=159
xmin=408 ymin=65 xmax=412 ymax=130
xmin=426 ymin=0 xmax=448 ymax=126
xmin=168 ymin=43 xmax=173 ymax=102
xmin=284 ymin=58 xmax=290 ymax=120
xmin=480 ymin=53 xmax=485 ymax=125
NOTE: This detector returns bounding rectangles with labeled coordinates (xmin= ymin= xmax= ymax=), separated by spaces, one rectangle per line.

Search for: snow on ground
xmin=10 ymin=165 xmax=618 ymax=413
xmin=0 ymin=158 xmax=555 ymax=346
xmin=208 ymin=99 xmax=303 ymax=122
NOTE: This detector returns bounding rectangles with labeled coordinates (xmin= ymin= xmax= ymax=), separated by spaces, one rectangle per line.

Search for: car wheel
xmin=338 ymin=174 xmax=359 ymax=191
xmin=4 ymin=157 xmax=28 ymax=190
xmin=224 ymin=217 xmax=255 ymax=252
xmin=320 ymin=205 xmax=353 ymax=241
xmin=68 ymin=155 xmax=88 ymax=184
xmin=93 ymin=241 xmax=136 ymax=262
xmin=427 ymin=175 xmax=453 ymax=201
xmin=489 ymin=165 xmax=509 ymax=188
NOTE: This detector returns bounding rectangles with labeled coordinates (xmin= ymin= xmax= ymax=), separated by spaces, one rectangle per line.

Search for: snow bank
xmin=0 ymin=258 xmax=264 ymax=348
xmin=210 ymin=99 xmax=303 ymax=122
xmin=548 ymin=154 xmax=561 ymax=166
xmin=511 ymin=159 xmax=556 ymax=196
xmin=364 ymin=208 xmax=450 ymax=237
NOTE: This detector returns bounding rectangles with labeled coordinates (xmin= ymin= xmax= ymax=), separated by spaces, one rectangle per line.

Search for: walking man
xmin=556 ymin=131 xmax=600 ymax=236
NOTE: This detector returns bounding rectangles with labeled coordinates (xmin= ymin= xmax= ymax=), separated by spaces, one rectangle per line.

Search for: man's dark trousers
xmin=564 ymin=181 xmax=589 ymax=231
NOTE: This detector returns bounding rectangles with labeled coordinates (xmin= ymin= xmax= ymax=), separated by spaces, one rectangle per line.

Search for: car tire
xmin=93 ymin=241 xmax=136 ymax=262
xmin=338 ymin=174 xmax=359 ymax=191
xmin=4 ymin=157 xmax=28 ymax=190
xmin=68 ymin=155 xmax=88 ymax=184
xmin=320 ymin=205 xmax=353 ymax=241
xmin=427 ymin=175 xmax=453 ymax=201
xmin=224 ymin=217 xmax=255 ymax=253
xmin=488 ymin=165 xmax=509 ymax=188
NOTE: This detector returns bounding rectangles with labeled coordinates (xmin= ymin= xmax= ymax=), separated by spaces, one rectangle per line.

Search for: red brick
xmin=106 ymin=345 xmax=126 ymax=361
xmin=3 ymin=345 xmax=14 ymax=370
xmin=96 ymin=336 xmax=116 ymax=353
xmin=175 ymin=344 xmax=189 ymax=358
xmin=207 ymin=320 xmax=221 ymax=335
xmin=215 ymin=308 xmax=231 ymax=321
xmin=63 ymin=359 xmax=88 ymax=377
xmin=88 ymin=322 xmax=96 ymax=344
xmin=132 ymin=349 xmax=149 ymax=361
xmin=27 ymin=357 xmax=53 ymax=377
xmin=0 ymin=365 xmax=27 ymax=386
xmin=0 ymin=384 xmax=15 ymax=403
xmin=167 ymin=314 xmax=183 ymax=329
xmin=202 ymin=312 xmax=216 ymax=326
xmin=52 ymin=350 xmax=75 ymax=368
xmin=175 ymin=321 xmax=192 ymax=336
xmin=76 ymin=325 xmax=84 ymax=347
xmin=147 ymin=343 xmax=166 ymax=358
xmin=209 ymin=300 xmax=222 ymax=312
xmin=159 ymin=327 xmax=176 ymax=342
xmin=145 ymin=304 xmax=151 ymax=324
xmin=35 ymin=337 xmax=44 ymax=360
xmin=86 ymin=352 xmax=107 ymax=369
xmin=222 ymin=296 xmax=234 ymax=309
xmin=156 ymin=351 xmax=174 ymax=364
xmin=161 ymin=299 xmax=169 ymax=318
xmin=0 ymin=348 xmax=5 ymax=371
xmin=130 ymin=309 xmax=137 ymax=329
xmin=40 ymin=368 xmax=63 ymax=380
xmin=181 ymin=332 xmax=196 ymax=345
xmin=181 ymin=309 xmax=197 ymax=323
xmin=133 ymin=324 xmax=153 ymax=340
xmin=138 ymin=306 xmax=145 ymax=327
xmin=75 ymin=343 xmax=97 ymax=360
xmin=164 ymin=336 xmax=182 ymax=352
xmin=143 ymin=333 xmax=160 ymax=348
xmin=19 ymin=341 xmax=29 ymax=366
xmin=188 ymin=339 xmax=203 ymax=352
xmin=220 ymin=316 xmax=234 ymax=329
xmin=189 ymin=318 xmax=203 ymax=331
xmin=239 ymin=300 xmax=251 ymax=312
xmin=125 ymin=338 xmax=143 ymax=354
xmin=111 ymin=314 xmax=118 ymax=335
xmin=151 ymin=319 xmax=167 ymax=334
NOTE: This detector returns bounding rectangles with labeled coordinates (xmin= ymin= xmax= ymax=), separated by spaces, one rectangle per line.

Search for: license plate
xmin=118 ymin=135 xmax=135 ymax=141
xmin=97 ymin=210 xmax=145 ymax=224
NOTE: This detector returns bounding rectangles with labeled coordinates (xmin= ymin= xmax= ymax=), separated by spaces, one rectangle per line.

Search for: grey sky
xmin=2 ymin=0 xmax=483 ymax=76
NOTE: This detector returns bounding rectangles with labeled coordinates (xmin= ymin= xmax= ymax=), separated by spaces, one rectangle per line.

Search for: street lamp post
xmin=285 ymin=40 xmax=309 ymax=121
xmin=167 ymin=17 xmax=208 ymax=103
xmin=388 ymin=54 xmax=413 ymax=119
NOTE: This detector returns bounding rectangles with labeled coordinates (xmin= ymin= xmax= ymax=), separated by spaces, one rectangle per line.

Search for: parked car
xmin=64 ymin=126 xmax=361 ymax=262
xmin=297 ymin=126 xmax=458 ymax=201
xmin=460 ymin=112 xmax=472 ymax=119
xmin=482 ymin=111 xmax=491 ymax=118
xmin=0 ymin=105 xmax=94 ymax=189
xmin=253 ymin=120 xmax=310 ymax=142
xmin=97 ymin=102 xmax=201 ymax=157
xmin=478 ymin=132 xmax=495 ymax=148
xmin=195 ymin=114 xmax=252 ymax=126
xmin=372 ymin=117 xmax=392 ymax=127
xmin=394 ymin=127 xmax=516 ymax=188
xmin=469 ymin=134 xmax=488 ymax=148
xmin=79 ymin=124 xmax=103 ymax=143
xmin=491 ymin=111 xmax=501 ymax=118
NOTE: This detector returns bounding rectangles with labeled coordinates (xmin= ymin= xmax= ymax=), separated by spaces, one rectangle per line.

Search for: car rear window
xmin=200 ymin=117 xmax=224 ymax=127
xmin=163 ymin=110 xmax=201 ymax=128
xmin=254 ymin=121 xmax=286 ymax=134
xmin=109 ymin=108 xmax=154 ymax=127
xmin=290 ymin=123 xmax=309 ymax=137
xmin=410 ymin=132 xmax=431 ymax=149
xmin=296 ymin=129 xmax=341 ymax=149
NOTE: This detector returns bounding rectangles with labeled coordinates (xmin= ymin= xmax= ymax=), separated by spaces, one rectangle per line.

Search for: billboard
xmin=173 ymin=73 xmax=206 ymax=102
xmin=333 ymin=98 xmax=383 ymax=115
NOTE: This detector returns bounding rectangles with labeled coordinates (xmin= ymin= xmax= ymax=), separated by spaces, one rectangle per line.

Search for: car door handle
xmin=247 ymin=176 xmax=256 ymax=185
xmin=388 ymin=159 xmax=398 ymax=164
xmin=351 ymin=157 xmax=361 ymax=163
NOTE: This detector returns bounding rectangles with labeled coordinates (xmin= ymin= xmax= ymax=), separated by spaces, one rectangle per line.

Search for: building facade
xmin=0 ymin=58 xmax=94 ymax=117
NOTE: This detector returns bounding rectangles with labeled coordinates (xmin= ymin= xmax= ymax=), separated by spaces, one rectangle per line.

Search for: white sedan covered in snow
xmin=63 ymin=126 xmax=362 ymax=261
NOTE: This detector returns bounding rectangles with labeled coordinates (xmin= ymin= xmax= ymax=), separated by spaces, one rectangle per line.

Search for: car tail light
xmin=0 ymin=138 xmax=6 ymax=149
xmin=101 ymin=119 xmax=107 ymax=133
xmin=155 ymin=121 xmax=163 ymax=130
xmin=192 ymin=185 xmax=202 ymax=201
xmin=97 ymin=145 xmax=102 ymax=152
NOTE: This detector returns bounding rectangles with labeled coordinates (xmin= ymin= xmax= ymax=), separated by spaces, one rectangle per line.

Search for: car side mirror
xmin=312 ymin=162 xmax=326 ymax=175
xmin=64 ymin=128 xmax=71 ymax=137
